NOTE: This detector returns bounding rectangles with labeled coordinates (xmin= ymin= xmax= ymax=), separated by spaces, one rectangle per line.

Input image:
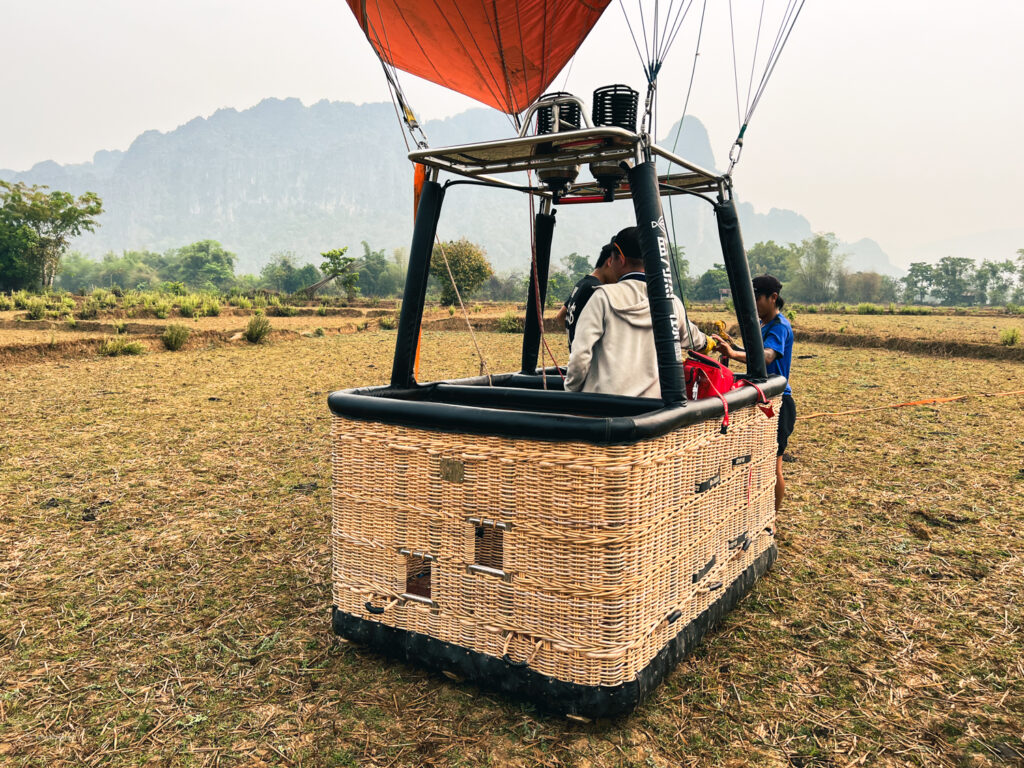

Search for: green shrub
xmin=496 ymin=311 xmax=524 ymax=333
xmin=113 ymin=320 xmax=127 ymax=335
xmin=79 ymin=297 xmax=101 ymax=319
xmin=55 ymin=296 xmax=75 ymax=317
xmin=91 ymin=288 xmax=117 ymax=309
xmin=201 ymin=298 xmax=221 ymax=317
xmin=151 ymin=301 xmax=171 ymax=320
xmin=1000 ymin=328 xmax=1021 ymax=347
xmin=785 ymin=309 xmax=797 ymax=323
xmin=244 ymin=313 xmax=272 ymax=343
xmin=316 ymin=305 xmax=329 ymax=316
xmin=25 ymin=298 xmax=47 ymax=320
xmin=65 ymin=317 xmax=77 ymax=329
xmin=856 ymin=303 xmax=883 ymax=315
xmin=0 ymin=294 xmax=12 ymax=311
xmin=269 ymin=304 xmax=298 ymax=317
xmin=379 ymin=314 xmax=398 ymax=330
xmin=268 ymin=295 xmax=282 ymax=308
xmin=897 ymin=305 xmax=932 ymax=315
xmin=448 ymin=306 xmax=456 ymax=316
xmin=253 ymin=294 xmax=267 ymax=309
xmin=12 ymin=290 xmax=31 ymax=309
xmin=98 ymin=336 xmax=146 ymax=356
xmin=314 ymin=327 xmax=325 ymax=337
xmin=1006 ymin=303 xmax=1021 ymax=315
xmin=161 ymin=324 xmax=191 ymax=351
xmin=177 ymin=295 xmax=200 ymax=318
xmin=229 ymin=295 xmax=253 ymax=309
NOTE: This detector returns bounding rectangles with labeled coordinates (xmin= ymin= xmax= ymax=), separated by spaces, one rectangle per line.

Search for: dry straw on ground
xmin=1 ymin=328 xmax=1022 ymax=767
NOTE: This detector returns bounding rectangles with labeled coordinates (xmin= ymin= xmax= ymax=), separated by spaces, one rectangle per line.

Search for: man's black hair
xmin=752 ymin=274 xmax=785 ymax=310
xmin=611 ymin=226 xmax=642 ymax=263
xmin=595 ymin=244 xmax=613 ymax=268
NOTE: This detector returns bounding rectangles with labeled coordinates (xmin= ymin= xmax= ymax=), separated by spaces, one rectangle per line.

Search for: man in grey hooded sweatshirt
xmin=565 ymin=226 xmax=708 ymax=399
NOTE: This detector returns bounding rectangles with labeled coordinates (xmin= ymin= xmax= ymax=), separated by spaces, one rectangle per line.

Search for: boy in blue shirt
xmin=712 ymin=275 xmax=795 ymax=511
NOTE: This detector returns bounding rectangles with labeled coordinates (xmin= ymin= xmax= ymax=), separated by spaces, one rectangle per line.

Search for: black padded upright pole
xmin=520 ymin=211 xmax=556 ymax=374
xmin=629 ymin=161 xmax=685 ymax=406
xmin=715 ymin=198 xmax=768 ymax=381
xmin=391 ymin=179 xmax=444 ymax=388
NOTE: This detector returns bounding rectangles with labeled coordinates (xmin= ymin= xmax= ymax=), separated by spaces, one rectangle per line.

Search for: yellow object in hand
xmin=713 ymin=319 xmax=736 ymax=345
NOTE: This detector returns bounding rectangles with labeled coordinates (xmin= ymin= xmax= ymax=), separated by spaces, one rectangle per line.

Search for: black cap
xmin=752 ymin=274 xmax=782 ymax=297
xmin=611 ymin=226 xmax=642 ymax=262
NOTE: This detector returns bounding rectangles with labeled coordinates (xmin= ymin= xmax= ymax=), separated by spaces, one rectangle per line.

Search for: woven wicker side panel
xmin=331 ymin=398 xmax=780 ymax=687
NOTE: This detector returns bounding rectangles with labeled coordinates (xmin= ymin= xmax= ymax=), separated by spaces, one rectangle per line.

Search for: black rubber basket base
xmin=332 ymin=543 xmax=777 ymax=719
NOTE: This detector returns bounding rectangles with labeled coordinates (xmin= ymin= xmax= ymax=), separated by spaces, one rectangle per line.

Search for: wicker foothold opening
xmin=404 ymin=555 xmax=432 ymax=599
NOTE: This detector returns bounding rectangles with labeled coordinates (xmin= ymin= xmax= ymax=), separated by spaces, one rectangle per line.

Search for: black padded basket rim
xmin=328 ymin=373 xmax=787 ymax=446
xmin=332 ymin=544 xmax=777 ymax=719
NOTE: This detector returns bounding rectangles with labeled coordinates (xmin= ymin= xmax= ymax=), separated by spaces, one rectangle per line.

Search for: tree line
xmin=5 ymin=181 xmax=1023 ymax=307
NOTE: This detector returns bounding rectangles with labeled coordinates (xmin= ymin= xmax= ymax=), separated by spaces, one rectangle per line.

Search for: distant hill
xmin=1 ymin=98 xmax=902 ymax=276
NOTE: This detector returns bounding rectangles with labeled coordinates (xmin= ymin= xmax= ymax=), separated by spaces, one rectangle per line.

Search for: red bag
xmin=684 ymin=350 xmax=735 ymax=400
xmin=683 ymin=350 xmax=737 ymax=433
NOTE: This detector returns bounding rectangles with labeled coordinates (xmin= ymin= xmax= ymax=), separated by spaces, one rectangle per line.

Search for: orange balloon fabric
xmin=347 ymin=0 xmax=611 ymax=115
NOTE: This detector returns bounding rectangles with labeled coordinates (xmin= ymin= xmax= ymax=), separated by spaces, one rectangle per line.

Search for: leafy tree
xmin=429 ymin=238 xmax=493 ymax=305
xmin=545 ymin=269 xmax=574 ymax=308
xmin=1015 ymin=249 xmax=1024 ymax=303
xmin=878 ymin=275 xmax=900 ymax=303
xmin=0 ymin=180 xmax=103 ymax=289
xmin=931 ymin=256 xmax=974 ymax=305
xmin=561 ymin=252 xmax=593 ymax=283
xmin=481 ymin=271 xmax=527 ymax=302
xmin=171 ymin=240 xmax=236 ymax=291
xmin=320 ymin=247 xmax=358 ymax=300
xmin=747 ymin=240 xmax=793 ymax=282
xmin=357 ymin=241 xmax=404 ymax=297
xmin=901 ymin=262 xmax=934 ymax=304
xmin=692 ymin=263 xmax=730 ymax=301
xmin=984 ymin=260 xmax=1017 ymax=306
xmin=0 ymin=220 xmax=41 ymax=291
xmin=786 ymin=234 xmax=843 ymax=303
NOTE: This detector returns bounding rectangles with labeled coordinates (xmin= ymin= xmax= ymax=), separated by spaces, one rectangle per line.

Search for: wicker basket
xmin=330 ymin=396 xmax=779 ymax=716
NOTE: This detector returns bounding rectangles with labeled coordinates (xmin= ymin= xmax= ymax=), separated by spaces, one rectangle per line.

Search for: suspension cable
xmin=727 ymin=0 xmax=807 ymax=175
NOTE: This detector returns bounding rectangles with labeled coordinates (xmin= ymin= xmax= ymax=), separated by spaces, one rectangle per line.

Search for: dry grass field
xmin=2 ymin=323 xmax=1023 ymax=767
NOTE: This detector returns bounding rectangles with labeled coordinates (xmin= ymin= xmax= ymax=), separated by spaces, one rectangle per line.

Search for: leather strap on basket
xmin=741 ymin=380 xmax=774 ymax=419
xmin=697 ymin=368 xmax=730 ymax=434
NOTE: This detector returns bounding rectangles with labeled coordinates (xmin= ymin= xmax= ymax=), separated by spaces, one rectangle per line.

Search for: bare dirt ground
xmin=1 ymin=328 xmax=1023 ymax=767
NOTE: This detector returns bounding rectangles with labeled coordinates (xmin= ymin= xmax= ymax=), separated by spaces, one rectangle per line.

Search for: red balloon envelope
xmin=347 ymin=0 xmax=612 ymax=115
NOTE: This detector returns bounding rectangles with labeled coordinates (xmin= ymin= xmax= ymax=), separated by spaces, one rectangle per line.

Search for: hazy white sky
xmin=2 ymin=1 xmax=1022 ymax=263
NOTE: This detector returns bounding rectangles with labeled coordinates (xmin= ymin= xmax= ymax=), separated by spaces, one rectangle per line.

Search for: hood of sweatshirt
xmin=597 ymin=279 xmax=653 ymax=328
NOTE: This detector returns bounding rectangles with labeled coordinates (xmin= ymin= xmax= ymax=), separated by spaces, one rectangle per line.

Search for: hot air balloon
xmin=329 ymin=1 xmax=805 ymax=718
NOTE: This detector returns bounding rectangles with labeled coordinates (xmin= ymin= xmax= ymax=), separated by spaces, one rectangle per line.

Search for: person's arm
xmin=554 ymin=304 xmax=567 ymax=324
xmin=565 ymin=292 xmax=606 ymax=391
xmin=761 ymin=321 xmax=786 ymax=364
xmin=712 ymin=334 xmax=778 ymax=364
xmin=673 ymin=297 xmax=708 ymax=351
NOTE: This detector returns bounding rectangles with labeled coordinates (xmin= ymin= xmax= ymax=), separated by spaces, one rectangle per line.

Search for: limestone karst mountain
xmin=2 ymin=98 xmax=900 ymax=276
